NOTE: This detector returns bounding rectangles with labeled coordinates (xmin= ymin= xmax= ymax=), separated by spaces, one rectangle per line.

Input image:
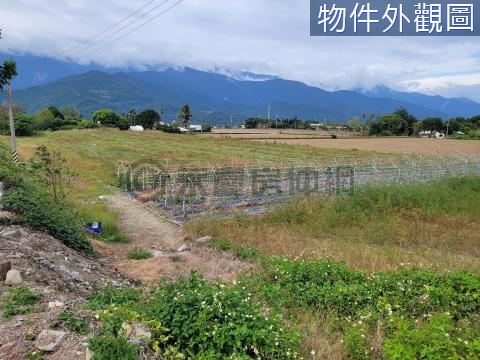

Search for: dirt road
xmin=93 ymin=194 xmax=251 ymax=283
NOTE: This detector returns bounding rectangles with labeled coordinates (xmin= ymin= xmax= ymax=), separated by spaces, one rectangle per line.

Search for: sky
xmin=1 ymin=0 xmax=480 ymax=100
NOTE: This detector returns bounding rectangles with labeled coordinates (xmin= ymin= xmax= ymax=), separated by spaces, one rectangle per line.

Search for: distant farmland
xmin=204 ymin=129 xmax=480 ymax=156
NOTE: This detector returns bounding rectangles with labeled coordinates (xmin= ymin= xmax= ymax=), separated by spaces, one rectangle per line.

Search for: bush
xmin=0 ymin=143 xmax=92 ymax=254
xmin=58 ymin=311 xmax=90 ymax=334
xmin=89 ymin=273 xmax=300 ymax=359
xmin=261 ymin=256 xmax=480 ymax=359
xmin=92 ymin=109 xmax=121 ymax=127
xmin=87 ymin=285 xmax=141 ymax=310
xmin=143 ymin=273 xmax=301 ymax=359
xmin=79 ymin=120 xmax=99 ymax=129
xmin=155 ymin=124 xmax=181 ymax=134
xmin=89 ymin=335 xmax=138 ymax=360
xmin=384 ymin=314 xmax=480 ymax=360
xmin=202 ymin=124 xmax=213 ymax=133
xmin=1 ymin=286 xmax=40 ymax=319
xmin=1 ymin=181 xmax=93 ymax=254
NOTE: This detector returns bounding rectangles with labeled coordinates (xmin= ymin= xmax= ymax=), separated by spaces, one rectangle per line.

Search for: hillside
xmin=7 ymin=67 xmax=480 ymax=123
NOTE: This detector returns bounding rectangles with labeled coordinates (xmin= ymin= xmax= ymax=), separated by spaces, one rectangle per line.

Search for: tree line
xmin=367 ymin=108 xmax=480 ymax=138
xmin=0 ymin=103 xmax=213 ymax=136
xmin=243 ymin=117 xmax=312 ymax=129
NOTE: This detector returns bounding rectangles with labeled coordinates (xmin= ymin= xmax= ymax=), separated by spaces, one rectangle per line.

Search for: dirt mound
xmin=0 ymin=225 xmax=130 ymax=360
xmin=0 ymin=225 xmax=128 ymax=293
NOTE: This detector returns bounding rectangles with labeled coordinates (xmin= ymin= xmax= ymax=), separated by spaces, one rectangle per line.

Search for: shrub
xmin=89 ymin=335 xmax=138 ymax=360
xmin=1 ymin=182 xmax=93 ymax=254
xmin=143 ymin=273 xmax=301 ymax=359
xmin=384 ymin=314 xmax=480 ymax=360
xmin=0 ymin=143 xmax=92 ymax=254
xmin=1 ymin=286 xmax=40 ymax=319
xmin=87 ymin=284 xmax=141 ymax=310
xmin=92 ymin=109 xmax=121 ymax=127
xmin=88 ymin=273 xmax=300 ymax=359
xmin=155 ymin=124 xmax=181 ymax=134
xmin=58 ymin=311 xmax=90 ymax=334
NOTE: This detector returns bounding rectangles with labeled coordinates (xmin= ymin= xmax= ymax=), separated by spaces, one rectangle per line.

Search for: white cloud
xmin=1 ymin=0 xmax=480 ymax=100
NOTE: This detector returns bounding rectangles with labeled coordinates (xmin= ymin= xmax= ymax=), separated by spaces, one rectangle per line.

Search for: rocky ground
xmin=0 ymin=221 xmax=132 ymax=360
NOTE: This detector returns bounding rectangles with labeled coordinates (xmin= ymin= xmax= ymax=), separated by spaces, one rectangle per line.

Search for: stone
xmin=5 ymin=269 xmax=22 ymax=285
xmin=48 ymin=301 xmax=65 ymax=309
xmin=85 ymin=348 xmax=93 ymax=360
xmin=196 ymin=236 xmax=213 ymax=244
xmin=153 ymin=250 xmax=168 ymax=257
xmin=35 ymin=330 xmax=66 ymax=352
xmin=1 ymin=229 xmax=22 ymax=239
xmin=130 ymin=323 xmax=152 ymax=344
xmin=177 ymin=244 xmax=189 ymax=252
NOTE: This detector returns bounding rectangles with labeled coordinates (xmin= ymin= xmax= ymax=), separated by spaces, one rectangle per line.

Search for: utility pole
xmin=6 ymin=81 xmax=17 ymax=163
xmin=267 ymin=105 xmax=271 ymax=120
xmin=446 ymin=120 xmax=449 ymax=139
xmin=230 ymin=115 xmax=233 ymax=129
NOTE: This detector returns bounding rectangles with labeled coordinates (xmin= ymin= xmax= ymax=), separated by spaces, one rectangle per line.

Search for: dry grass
xmin=185 ymin=178 xmax=480 ymax=273
xmin=185 ymin=215 xmax=480 ymax=273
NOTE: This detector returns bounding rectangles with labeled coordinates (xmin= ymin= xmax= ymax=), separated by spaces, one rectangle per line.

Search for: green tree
xmin=92 ymin=109 xmax=120 ymax=127
xmin=31 ymin=145 xmax=75 ymax=202
xmin=421 ymin=117 xmax=445 ymax=132
xmin=394 ymin=108 xmax=418 ymax=135
xmin=347 ymin=116 xmax=362 ymax=132
xmin=47 ymin=106 xmax=64 ymax=120
xmin=177 ymin=104 xmax=192 ymax=127
xmin=34 ymin=108 xmax=56 ymax=130
xmin=62 ymin=107 xmax=81 ymax=122
xmin=13 ymin=115 xmax=36 ymax=136
xmin=136 ymin=109 xmax=160 ymax=129
xmin=377 ymin=113 xmax=407 ymax=136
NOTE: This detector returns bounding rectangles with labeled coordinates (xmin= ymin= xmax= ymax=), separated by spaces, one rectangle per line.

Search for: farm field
xmin=0 ymin=129 xmax=374 ymax=199
xmin=1 ymin=129 xmax=479 ymax=359
xmin=204 ymin=129 xmax=480 ymax=156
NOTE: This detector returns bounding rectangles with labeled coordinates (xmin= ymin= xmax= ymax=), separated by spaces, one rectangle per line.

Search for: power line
xmin=67 ymin=0 xmax=181 ymax=59
xmin=62 ymin=0 xmax=158 ymax=56
xmin=79 ymin=0 xmax=183 ymax=58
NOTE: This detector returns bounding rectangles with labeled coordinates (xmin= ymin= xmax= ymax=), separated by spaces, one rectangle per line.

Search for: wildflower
xmin=310 ymin=350 xmax=316 ymax=355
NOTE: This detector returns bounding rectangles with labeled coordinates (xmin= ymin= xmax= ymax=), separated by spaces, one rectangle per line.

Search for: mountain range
xmin=2 ymin=53 xmax=480 ymax=124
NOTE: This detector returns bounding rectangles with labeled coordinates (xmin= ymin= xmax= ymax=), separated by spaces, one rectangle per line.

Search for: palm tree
xmin=177 ymin=104 xmax=192 ymax=128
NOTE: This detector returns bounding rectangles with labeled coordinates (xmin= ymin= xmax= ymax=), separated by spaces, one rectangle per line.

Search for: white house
xmin=189 ymin=125 xmax=203 ymax=132
xmin=129 ymin=125 xmax=144 ymax=132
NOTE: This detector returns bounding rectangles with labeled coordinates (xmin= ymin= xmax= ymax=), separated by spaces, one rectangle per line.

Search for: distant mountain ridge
xmin=2 ymin=53 xmax=480 ymax=124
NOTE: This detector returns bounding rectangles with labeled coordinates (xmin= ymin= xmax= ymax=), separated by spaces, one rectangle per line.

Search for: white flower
xmin=310 ymin=350 xmax=316 ymax=355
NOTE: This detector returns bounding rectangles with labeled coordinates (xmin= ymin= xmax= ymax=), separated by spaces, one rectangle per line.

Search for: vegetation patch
xmin=58 ymin=310 xmax=90 ymax=335
xmin=88 ymin=273 xmax=301 ymax=359
xmin=127 ymin=250 xmax=153 ymax=260
xmin=0 ymin=143 xmax=93 ymax=254
xmin=187 ymin=176 xmax=480 ymax=273
xmin=1 ymin=286 xmax=40 ymax=319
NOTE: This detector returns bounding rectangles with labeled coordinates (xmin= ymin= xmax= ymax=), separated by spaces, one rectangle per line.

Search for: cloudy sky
xmin=2 ymin=0 xmax=480 ymax=100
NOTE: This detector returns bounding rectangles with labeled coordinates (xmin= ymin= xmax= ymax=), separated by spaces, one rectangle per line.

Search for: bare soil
xmin=259 ymin=137 xmax=479 ymax=156
xmin=98 ymin=195 xmax=252 ymax=284
xmin=204 ymin=130 xmax=479 ymax=156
